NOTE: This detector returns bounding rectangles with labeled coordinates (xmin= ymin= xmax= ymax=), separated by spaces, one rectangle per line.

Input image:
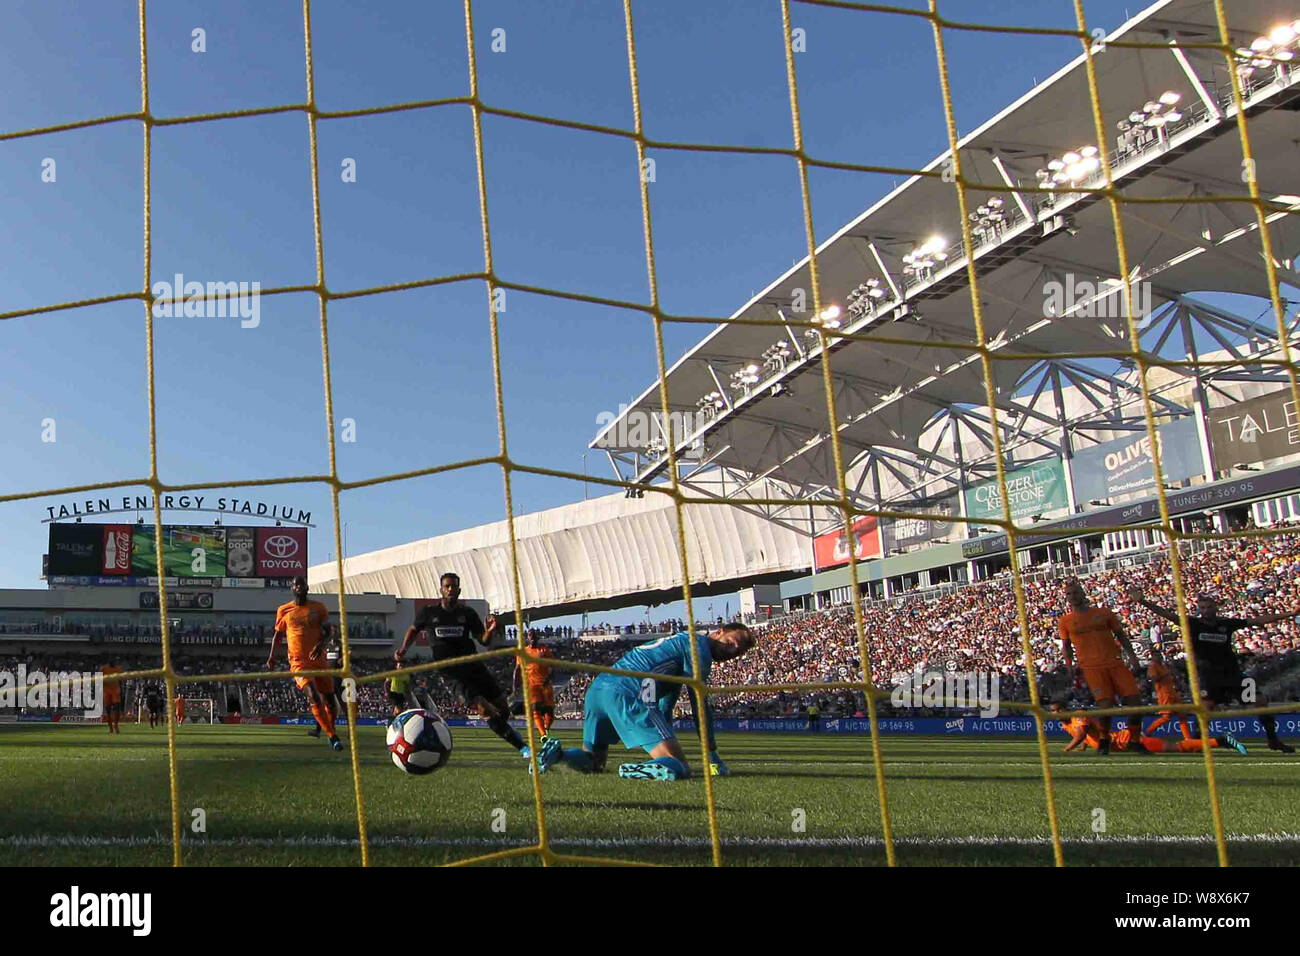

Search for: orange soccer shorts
xmin=1081 ymin=660 xmax=1139 ymax=701
xmin=528 ymin=683 xmax=555 ymax=708
xmin=294 ymin=673 xmax=334 ymax=696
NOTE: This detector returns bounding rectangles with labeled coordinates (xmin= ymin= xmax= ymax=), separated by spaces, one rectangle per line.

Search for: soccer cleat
xmin=329 ymin=735 xmax=343 ymax=752
xmin=519 ymin=745 xmax=532 ymax=761
xmin=618 ymin=761 xmax=677 ymax=781
xmin=531 ymin=736 xmax=563 ymax=774
xmin=1268 ymin=739 xmax=1295 ymax=754
xmin=306 ymin=727 xmax=322 ymax=738
xmin=1223 ymin=734 xmax=1249 ymax=755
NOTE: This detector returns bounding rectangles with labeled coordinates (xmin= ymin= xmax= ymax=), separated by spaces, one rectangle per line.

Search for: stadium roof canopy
xmin=309 ymin=481 xmax=806 ymax=615
xmin=592 ymin=0 xmax=1300 ymax=526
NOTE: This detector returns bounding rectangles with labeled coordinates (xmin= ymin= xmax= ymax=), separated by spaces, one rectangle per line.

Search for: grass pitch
xmin=2 ymin=723 xmax=1298 ymax=866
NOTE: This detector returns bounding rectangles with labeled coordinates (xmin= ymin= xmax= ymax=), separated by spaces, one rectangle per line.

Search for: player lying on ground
xmin=267 ymin=576 xmax=342 ymax=752
xmin=512 ymin=629 xmax=555 ymax=741
xmin=532 ymin=623 xmax=756 ymax=781
xmin=1050 ymin=701 xmax=1246 ymax=754
xmin=1126 ymin=586 xmax=1296 ymax=753
xmin=394 ymin=572 xmax=531 ymax=760
xmin=1058 ymin=578 xmax=1145 ymax=755
xmin=1144 ymin=638 xmax=1193 ymax=740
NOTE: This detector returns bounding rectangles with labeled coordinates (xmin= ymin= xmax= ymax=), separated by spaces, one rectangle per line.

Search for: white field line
xmin=4 ymin=833 xmax=1300 ymax=849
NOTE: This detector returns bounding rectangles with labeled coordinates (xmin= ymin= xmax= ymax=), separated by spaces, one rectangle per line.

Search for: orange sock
xmin=1176 ymin=738 xmax=1219 ymax=753
xmin=1179 ymin=716 xmax=1193 ymax=741
xmin=541 ymin=712 xmax=553 ymax=736
xmin=311 ymin=700 xmax=336 ymax=737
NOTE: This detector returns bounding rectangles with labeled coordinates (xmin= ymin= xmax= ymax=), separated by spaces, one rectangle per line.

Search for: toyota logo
xmin=265 ymin=535 xmax=300 ymax=558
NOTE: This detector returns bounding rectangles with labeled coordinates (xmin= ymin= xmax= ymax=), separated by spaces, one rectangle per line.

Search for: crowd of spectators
xmin=0 ymin=618 xmax=391 ymax=645
xmin=8 ymin=532 xmax=1300 ymax=723
xmin=710 ymin=533 xmax=1300 ymax=715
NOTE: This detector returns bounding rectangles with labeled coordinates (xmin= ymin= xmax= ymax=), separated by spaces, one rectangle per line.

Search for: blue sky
xmin=1 ymin=0 xmax=1154 ymax=620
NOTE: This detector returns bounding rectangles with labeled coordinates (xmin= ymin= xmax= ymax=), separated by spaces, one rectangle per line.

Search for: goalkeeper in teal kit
xmin=532 ymin=623 xmax=755 ymax=780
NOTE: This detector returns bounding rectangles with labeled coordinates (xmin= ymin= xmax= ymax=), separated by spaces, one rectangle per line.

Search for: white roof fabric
xmin=309 ymin=486 xmax=808 ymax=607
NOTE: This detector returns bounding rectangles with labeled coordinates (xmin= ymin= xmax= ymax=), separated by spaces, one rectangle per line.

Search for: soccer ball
xmin=386 ymin=708 xmax=453 ymax=774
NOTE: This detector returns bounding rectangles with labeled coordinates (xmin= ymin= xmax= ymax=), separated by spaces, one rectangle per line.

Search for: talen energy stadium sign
xmin=43 ymin=494 xmax=313 ymax=527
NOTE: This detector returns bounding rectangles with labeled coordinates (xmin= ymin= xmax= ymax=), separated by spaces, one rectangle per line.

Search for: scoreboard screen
xmin=46 ymin=523 xmax=307 ymax=581
xmin=131 ymin=526 xmax=226 ymax=577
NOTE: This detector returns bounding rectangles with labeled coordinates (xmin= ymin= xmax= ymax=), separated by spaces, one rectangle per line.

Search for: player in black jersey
xmin=1127 ymin=586 xmax=1296 ymax=753
xmin=394 ymin=572 xmax=530 ymax=759
xmin=144 ymin=684 xmax=164 ymax=728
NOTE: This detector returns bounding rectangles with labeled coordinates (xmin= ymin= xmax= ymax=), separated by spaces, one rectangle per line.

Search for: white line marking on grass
xmin=745 ymin=760 xmax=1300 ymax=769
xmin=5 ymin=832 xmax=1300 ymax=850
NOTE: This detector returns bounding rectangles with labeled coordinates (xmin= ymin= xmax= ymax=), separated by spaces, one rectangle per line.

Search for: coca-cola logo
xmin=263 ymin=535 xmax=299 ymax=558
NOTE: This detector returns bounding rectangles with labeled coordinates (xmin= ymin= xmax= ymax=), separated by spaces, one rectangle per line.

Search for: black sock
xmin=488 ymin=712 xmax=525 ymax=750
xmin=1262 ymin=714 xmax=1280 ymax=744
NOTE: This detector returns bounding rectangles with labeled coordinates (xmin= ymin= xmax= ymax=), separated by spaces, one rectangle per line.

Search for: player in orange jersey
xmin=1051 ymin=702 xmax=1246 ymax=754
xmin=174 ymin=692 xmax=186 ymax=725
xmin=1143 ymin=639 xmax=1193 ymax=740
xmin=267 ymin=576 xmax=341 ymax=751
xmin=1057 ymin=578 xmax=1143 ymax=754
xmin=100 ymin=659 xmax=124 ymax=734
xmin=513 ymin=630 xmax=556 ymax=741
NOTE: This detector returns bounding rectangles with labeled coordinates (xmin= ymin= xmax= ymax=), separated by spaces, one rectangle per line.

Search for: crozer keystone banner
xmin=963 ymin=460 xmax=1069 ymax=523
xmin=1071 ymin=417 xmax=1202 ymax=503
xmin=1207 ymin=390 xmax=1300 ymax=469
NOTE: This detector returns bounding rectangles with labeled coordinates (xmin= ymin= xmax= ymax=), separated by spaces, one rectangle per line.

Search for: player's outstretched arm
xmin=685 ymin=685 xmax=727 ymax=775
xmin=395 ymin=625 xmax=419 ymax=661
xmin=1063 ymin=722 xmax=1088 ymax=752
xmin=1243 ymin=609 xmax=1300 ymax=627
xmin=266 ymin=629 xmax=284 ymax=670
xmin=1111 ymin=621 xmax=1141 ymax=669
xmin=1126 ymin=587 xmax=1180 ymax=624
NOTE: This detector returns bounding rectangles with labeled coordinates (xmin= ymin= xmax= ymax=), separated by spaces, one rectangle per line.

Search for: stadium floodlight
xmin=729 ymin=363 xmax=763 ymax=394
xmin=1138 ymin=91 xmax=1183 ymax=127
xmin=846 ymin=278 xmax=886 ymax=318
xmin=1237 ymin=24 xmax=1300 ymax=77
xmin=969 ymin=197 xmax=1006 ymax=243
xmin=1038 ymin=146 xmax=1099 ymax=188
xmin=902 ymin=237 xmax=948 ymax=279
xmin=762 ymin=340 xmax=793 ymax=374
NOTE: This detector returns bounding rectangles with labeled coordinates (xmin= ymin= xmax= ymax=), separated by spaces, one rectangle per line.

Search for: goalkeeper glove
xmin=708 ymin=751 xmax=729 ymax=776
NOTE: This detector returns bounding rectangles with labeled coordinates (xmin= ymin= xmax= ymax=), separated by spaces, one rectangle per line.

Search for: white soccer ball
xmin=386 ymin=708 xmax=453 ymax=774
